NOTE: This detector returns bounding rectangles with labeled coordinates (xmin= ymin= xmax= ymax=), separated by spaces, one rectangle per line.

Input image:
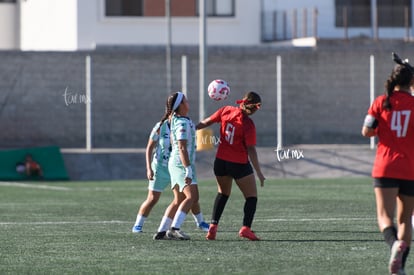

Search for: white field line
xmin=0 ymin=181 xmax=70 ymax=191
xmin=0 ymin=217 xmax=375 ymax=226
xmin=0 ymin=220 xmax=129 ymax=225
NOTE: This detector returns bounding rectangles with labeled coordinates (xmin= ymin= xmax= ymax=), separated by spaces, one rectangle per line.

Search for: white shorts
xmin=168 ymin=163 xmax=197 ymax=192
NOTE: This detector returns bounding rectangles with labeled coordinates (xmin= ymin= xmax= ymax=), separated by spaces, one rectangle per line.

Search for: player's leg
xmin=212 ymin=175 xmax=233 ymax=222
xmin=133 ymin=166 xmax=170 ymax=233
xmin=190 ymin=200 xmax=209 ymax=232
xmin=167 ymin=184 xmax=198 ymax=240
xmin=153 ymin=187 xmax=184 ymax=240
xmin=375 ymin=187 xmax=398 ymax=243
xmin=211 ymin=157 xmax=233 ymax=225
xmin=396 ymin=194 xmax=414 ymax=245
xmin=206 ymin=175 xmax=232 ymax=240
xmin=235 ymin=173 xmax=259 ymax=241
xmin=394 ymin=185 xmax=414 ymax=273
xmin=375 ymin=186 xmax=404 ymax=274
xmin=187 ymin=168 xmax=209 ymax=231
xmin=132 ymin=190 xmax=162 ymax=233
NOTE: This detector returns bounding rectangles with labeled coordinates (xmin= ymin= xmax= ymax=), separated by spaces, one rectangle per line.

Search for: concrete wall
xmin=1 ymin=40 xmax=413 ymax=150
xmin=61 ymin=145 xmax=375 ymax=180
xmin=0 ymin=3 xmax=18 ymax=50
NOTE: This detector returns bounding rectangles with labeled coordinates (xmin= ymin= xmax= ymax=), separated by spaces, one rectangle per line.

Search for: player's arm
xmin=247 ymin=145 xmax=265 ymax=187
xmin=196 ymin=117 xmax=214 ymax=130
xmin=361 ymin=114 xmax=378 ymax=137
xmin=177 ymin=139 xmax=192 ymax=185
xmin=145 ymin=138 xmax=157 ymax=180
xmin=361 ymin=126 xmax=376 ymax=137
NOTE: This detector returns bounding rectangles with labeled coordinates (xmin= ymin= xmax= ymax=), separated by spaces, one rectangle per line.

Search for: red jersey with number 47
xmin=368 ymin=91 xmax=414 ymax=180
xmin=209 ymin=106 xmax=256 ymax=164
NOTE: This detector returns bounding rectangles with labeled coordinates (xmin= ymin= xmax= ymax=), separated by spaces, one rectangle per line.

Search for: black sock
xmin=243 ymin=197 xmax=257 ymax=228
xmin=402 ymin=246 xmax=410 ymax=268
xmin=382 ymin=226 xmax=397 ymax=248
xmin=211 ymin=193 xmax=229 ymax=224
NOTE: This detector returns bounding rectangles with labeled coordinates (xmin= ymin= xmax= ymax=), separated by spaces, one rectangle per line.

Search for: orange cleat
xmin=206 ymin=224 xmax=218 ymax=240
xmin=239 ymin=226 xmax=260 ymax=241
xmin=389 ymin=240 xmax=407 ymax=274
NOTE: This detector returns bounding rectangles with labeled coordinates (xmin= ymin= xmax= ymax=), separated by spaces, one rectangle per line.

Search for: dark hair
xmin=159 ymin=92 xmax=180 ymax=125
xmin=241 ymin=91 xmax=261 ymax=115
xmin=383 ymin=65 xmax=413 ymax=110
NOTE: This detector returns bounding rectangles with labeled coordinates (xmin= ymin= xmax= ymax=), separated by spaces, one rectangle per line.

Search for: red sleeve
xmin=368 ymin=96 xmax=384 ymax=118
xmin=208 ymin=106 xmax=225 ymax=123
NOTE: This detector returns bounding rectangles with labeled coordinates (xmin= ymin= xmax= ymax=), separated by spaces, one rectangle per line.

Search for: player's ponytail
xmin=383 ymin=65 xmax=413 ymax=110
xmin=159 ymin=93 xmax=177 ymax=126
xmin=383 ymin=77 xmax=396 ymax=110
xmin=237 ymin=91 xmax=262 ymax=115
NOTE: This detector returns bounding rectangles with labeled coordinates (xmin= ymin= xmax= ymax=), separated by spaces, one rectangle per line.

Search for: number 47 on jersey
xmin=391 ymin=110 xmax=411 ymax=137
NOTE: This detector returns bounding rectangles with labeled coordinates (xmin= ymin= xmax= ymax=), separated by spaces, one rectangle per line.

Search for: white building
xmin=0 ymin=0 xmax=413 ymax=51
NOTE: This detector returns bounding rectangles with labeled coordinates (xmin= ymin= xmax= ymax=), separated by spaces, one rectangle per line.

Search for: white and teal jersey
xmin=168 ymin=114 xmax=197 ymax=191
xmin=149 ymin=120 xmax=171 ymax=168
xmin=147 ymin=120 xmax=171 ymax=192
xmin=169 ymin=114 xmax=196 ymax=168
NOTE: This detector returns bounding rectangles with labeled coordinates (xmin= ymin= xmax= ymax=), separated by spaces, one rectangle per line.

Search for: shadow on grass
xmin=203 ymin=229 xmax=383 ymax=242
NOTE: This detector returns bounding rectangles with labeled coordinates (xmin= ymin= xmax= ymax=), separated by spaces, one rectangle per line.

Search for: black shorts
xmin=214 ymin=157 xmax=253 ymax=180
xmin=374 ymin=177 xmax=414 ymax=196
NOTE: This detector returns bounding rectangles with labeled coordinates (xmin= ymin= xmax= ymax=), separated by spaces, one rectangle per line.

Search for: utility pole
xmin=166 ymin=0 xmax=172 ymax=94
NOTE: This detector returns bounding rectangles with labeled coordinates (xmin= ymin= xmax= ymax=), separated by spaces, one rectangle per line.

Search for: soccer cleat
xmin=239 ymin=226 xmax=260 ymax=241
xmin=132 ymin=225 xmax=143 ymax=233
xmin=166 ymin=229 xmax=190 ymax=240
xmin=153 ymin=231 xmax=169 ymax=240
xmin=206 ymin=224 xmax=218 ymax=240
xmin=389 ymin=240 xmax=407 ymax=274
xmin=197 ymin=221 xmax=210 ymax=232
xmin=394 ymin=269 xmax=406 ymax=275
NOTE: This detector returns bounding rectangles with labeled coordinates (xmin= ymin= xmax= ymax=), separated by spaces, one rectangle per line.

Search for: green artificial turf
xmin=0 ymin=178 xmax=395 ymax=274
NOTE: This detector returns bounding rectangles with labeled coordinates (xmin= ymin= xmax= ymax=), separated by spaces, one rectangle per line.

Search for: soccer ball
xmin=208 ymin=79 xmax=230 ymax=101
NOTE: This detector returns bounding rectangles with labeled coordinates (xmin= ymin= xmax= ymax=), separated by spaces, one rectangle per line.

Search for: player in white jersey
xmin=163 ymin=92 xmax=201 ymax=240
xmin=168 ymin=114 xmax=197 ymax=192
xmin=132 ymin=93 xmax=209 ymax=236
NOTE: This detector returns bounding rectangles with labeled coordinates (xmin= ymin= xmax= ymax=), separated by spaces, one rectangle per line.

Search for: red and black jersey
xmin=368 ymin=91 xmax=414 ymax=180
xmin=209 ymin=106 xmax=256 ymax=164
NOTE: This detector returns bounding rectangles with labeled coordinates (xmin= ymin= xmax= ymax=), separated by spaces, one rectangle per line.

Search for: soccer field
xmin=0 ymin=178 xmax=397 ymax=274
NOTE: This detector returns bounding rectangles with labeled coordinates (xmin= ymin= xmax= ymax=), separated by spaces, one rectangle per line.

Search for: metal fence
xmin=262 ymin=6 xmax=413 ymax=42
xmin=262 ymin=8 xmax=318 ymax=42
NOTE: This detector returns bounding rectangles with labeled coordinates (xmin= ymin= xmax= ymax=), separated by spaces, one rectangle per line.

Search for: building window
xmin=144 ymin=0 xmax=196 ymax=17
xmin=197 ymin=0 xmax=235 ymax=16
xmin=105 ymin=0 xmax=234 ymax=17
xmin=378 ymin=0 xmax=411 ymax=27
xmin=335 ymin=0 xmax=371 ymax=27
xmin=105 ymin=0 xmax=143 ymax=16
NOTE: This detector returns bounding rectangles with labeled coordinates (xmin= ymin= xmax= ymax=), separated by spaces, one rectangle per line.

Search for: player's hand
xmin=185 ymin=177 xmax=192 ymax=185
xmin=258 ymin=172 xmax=265 ymax=187
xmin=184 ymin=166 xmax=193 ymax=185
xmin=147 ymin=169 xmax=154 ymax=180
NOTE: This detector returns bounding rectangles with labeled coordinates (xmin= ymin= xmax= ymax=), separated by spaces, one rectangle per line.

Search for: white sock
xmin=134 ymin=214 xmax=146 ymax=227
xmin=157 ymin=216 xmax=172 ymax=232
xmin=412 ymin=216 xmax=414 ymax=230
xmin=171 ymin=211 xmax=187 ymax=229
xmin=192 ymin=212 xmax=204 ymax=225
